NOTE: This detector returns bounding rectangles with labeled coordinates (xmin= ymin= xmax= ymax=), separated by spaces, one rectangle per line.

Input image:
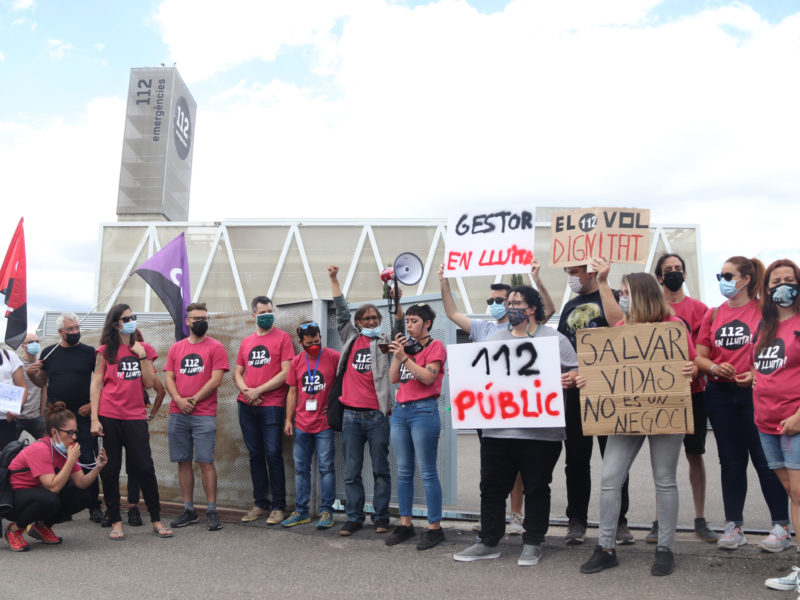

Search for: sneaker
xmin=100 ymin=510 xmax=112 ymax=528
xmin=206 ymin=509 xmax=223 ymax=531
xmin=760 ymin=523 xmax=791 ymax=553
xmin=565 ymin=518 xmax=586 ymax=545
xmin=128 ymin=506 xmax=143 ymax=527
xmin=385 ymin=525 xmax=416 ymax=546
xmin=266 ymin=509 xmax=285 ymax=525
xmin=316 ymin=511 xmax=334 ymax=529
xmin=170 ymin=508 xmax=199 ymax=528
xmin=240 ymin=505 xmax=269 ymax=523
xmin=453 ymin=542 xmax=501 ymax=562
xmin=339 ymin=521 xmax=363 ymax=536
xmin=5 ymin=527 xmax=29 ymax=552
xmin=417 ymin=527 xmax=445 ymax=551
xmin=645 ymin=521 xmax=659 ymax=544
xmin=694 ymin=518 xmax=718 ymax=542
xmin=281 ymin=511 xmax=311 ymax=528
xmin=28 ymin=523 xmax=62 ymax=544
xmin=471 ymin=521 xmax=481 ymax=532
xmin=374 ymin=518 xmax=390 ymax=533
xmin=765 ymin=566 xmax=800 ymax=590
xmin=717 ymin=521 xmax=746 ymax=550
xmin=517 ymin=544 xmax=542 ymax=566
xmin=580 ymin=545 xmax=619 ymax=574
xmin=616 ymin=523 xmax=634 ymax=545
xmin=89 ymin=506 xmax=104 ymax=523
xmin=651 ymin=545 xmax=675 ymax=576
xmin=507 ymin=512 xmax=524 ymax=535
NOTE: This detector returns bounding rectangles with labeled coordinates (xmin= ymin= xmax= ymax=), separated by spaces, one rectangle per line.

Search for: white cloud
xmin=48 ymin=39 xmax=73 ymax=60
xmin=0 ymin=52 xmax=5 ymax=62
xmin=11 ymin=0 xmax=35 ymax=11
xmin=92 ymin=43 xmax=105 ymax=52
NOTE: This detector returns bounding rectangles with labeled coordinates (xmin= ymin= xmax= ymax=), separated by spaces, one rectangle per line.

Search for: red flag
xmin=0 ymin=218 xmax=26 ymax=349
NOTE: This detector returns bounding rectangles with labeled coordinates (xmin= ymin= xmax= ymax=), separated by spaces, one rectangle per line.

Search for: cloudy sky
xmin=1 ymin=0 xmax=799 ymax=335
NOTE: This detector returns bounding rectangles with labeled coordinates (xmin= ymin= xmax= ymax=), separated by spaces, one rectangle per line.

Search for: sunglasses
xmin=716 ymin=273 xmax=737 ymax=282
xmin=121 ymin=315 xmax=138 ymax=323
xmin=58 ymin=428 xmax=78 ymax=438
xmin=299 ymin=322 xmax=319 ymax=329
xmin=486 ymin=298 xmax=506 ymax=306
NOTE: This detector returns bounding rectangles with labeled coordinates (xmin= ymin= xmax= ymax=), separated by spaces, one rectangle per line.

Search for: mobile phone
xmin=378 ymin=343 xmax=390 ymax=354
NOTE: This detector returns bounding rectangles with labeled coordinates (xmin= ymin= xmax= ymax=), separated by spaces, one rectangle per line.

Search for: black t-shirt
xmin=557 ymin=290 xmax=611 ymax=349
xmin=41 ymin=343 xmax=96 ymax=413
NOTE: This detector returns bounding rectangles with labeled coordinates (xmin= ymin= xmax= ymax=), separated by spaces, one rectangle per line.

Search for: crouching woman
xmin=4 ymin=401 xmax=107 ymax=551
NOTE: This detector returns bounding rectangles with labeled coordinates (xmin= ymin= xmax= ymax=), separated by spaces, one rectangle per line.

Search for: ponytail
xmin=725 ymin=256 xmax=765 ymax=299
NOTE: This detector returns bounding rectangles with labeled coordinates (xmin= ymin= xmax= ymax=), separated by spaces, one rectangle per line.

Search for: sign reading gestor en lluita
xmin=576 ymin=322 xmax=693 ymax=436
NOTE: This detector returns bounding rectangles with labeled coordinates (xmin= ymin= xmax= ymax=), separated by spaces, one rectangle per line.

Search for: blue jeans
xmin=341 ymin=408 xmax=390 ymax=523
xmin=238 ymin=403 xmax=286 ymax=511
xmin=390 ymin=398 xmax=442 ymax=524
xmin=705 ymin=381 xmax=788 ymax=525
xmin=293 ymin=427 xmax=336 ymax=514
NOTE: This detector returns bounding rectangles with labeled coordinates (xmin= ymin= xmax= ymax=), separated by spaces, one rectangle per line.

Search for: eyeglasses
xmin=359 ymin=315 xmax=380 ymax=322
xmin=188 ymin=316 xmax=209 ymax=322
xmin=120 ymin=315 xmax=137 ymax=323
xmin=506 ymin=301 xmax=528 ymax=308
xmin=58 ymin=428 xmax=78 ymax=438
xmin=486 ymin=298 xmax=506 ymax=306
xmin=716 ymin=273 xmax=737 ymax=282
xmin=299 ymin=322 xmax=319 ymax=329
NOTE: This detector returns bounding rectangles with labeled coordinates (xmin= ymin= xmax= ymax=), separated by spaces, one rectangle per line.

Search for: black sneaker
xmin=385 ymin=525 xmax=416 ymax=546
xmin=694 ymin=518 xmax=719 ymax=543
xmin=580 ymin=545 xmax=619 ymax=574
xmin=417 ymin=527 xmax=445 ymax=551
xmin=171 ymin=508 xmax=199 ymax=528
xmin=374 ymin=518 xmax=390 ymax=533
xmin=339 ymin=521 xmax=363 ymax=537
xmin=206 ymin=509 xmax=223 ymax=531
xmin=127 ymin=506 xmax=143 ymax=527
xmin=89 ymin=507 xmax=104 ymax=523
xmin=100 ymin=511 xmax=112 ymax=528
xmin=651 ymin=546 xmax=674 ymax=576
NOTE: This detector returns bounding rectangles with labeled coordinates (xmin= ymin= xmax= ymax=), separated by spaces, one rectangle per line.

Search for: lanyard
xmin=305 ymin=350 xmax=322 ymax=396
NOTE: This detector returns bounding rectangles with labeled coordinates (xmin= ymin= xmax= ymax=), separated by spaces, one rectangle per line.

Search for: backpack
xmin=0 ymin=438 xmax=30 ymax=516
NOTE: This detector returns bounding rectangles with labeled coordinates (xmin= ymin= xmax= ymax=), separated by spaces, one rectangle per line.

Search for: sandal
xmin=109 ymin=530 xmax=126 ymax=541
xmin=152 ymin=526 xmax=174 ymax=538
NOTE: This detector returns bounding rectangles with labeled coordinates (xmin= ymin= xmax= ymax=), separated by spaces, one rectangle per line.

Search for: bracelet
xmin=710 ymin=364 xmax=718 ymax=374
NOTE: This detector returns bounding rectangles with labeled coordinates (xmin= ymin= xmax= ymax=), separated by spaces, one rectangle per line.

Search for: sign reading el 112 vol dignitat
xmin=448 ymin=337 xmax=564 ymax=429
xmin=576 ymin=322 xmax=693 ymax=436
xmin=444 ymin=208 xmax=535 ymax=277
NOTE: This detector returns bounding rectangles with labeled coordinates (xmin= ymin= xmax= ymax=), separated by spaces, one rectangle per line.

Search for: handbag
xmin=327 ymin=337 xmax=357 ymax=432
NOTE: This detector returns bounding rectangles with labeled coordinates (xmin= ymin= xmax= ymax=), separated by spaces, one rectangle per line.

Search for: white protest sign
xmin=448 ymin=336 xmax=565 ymax=429
xmin=444 ymin=209 xmax=535 ymax=277
xmin=0 ymin=383 xmax=24 ymax=415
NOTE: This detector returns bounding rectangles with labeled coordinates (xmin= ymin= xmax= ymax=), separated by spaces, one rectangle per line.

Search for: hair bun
xmin=47 ymin=401 xmax=68 ymax=415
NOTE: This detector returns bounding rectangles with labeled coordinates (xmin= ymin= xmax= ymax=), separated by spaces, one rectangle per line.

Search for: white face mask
xmin=619 ymin=295 xmax=631 ymax=314
xmin=568 ymin=275 xmax=584 ymax=294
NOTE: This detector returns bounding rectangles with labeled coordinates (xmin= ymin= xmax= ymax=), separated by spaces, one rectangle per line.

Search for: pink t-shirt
xmin=396 ymin=339 xmax=447 ymax=403
xmin=697 ymin=299 xmax=761 ymax=382
xmin=341 ymin=335 xmax=379 ymax=410
xmin=670 ymin=296 xmax=709 ymax=394
xmin=9 ymin=438 xmax=82 ymax=490
xmin=165 ymin=337 xmax=230 ymax=416
xmin=97 ymin=342 xmax=157 ymax=420
xmin=236 ymin=329 xmax=295 ymax=407
xmin=753 ymin=313 xmax=800 ymax=435
xmin=287 ymin=348 xmax=341 ymax=434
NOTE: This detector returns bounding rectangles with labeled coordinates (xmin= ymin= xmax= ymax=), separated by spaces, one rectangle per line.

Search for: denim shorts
xmin=168 ymin=413 xmax=217 ymax=463
xmin=759 ymin=430 xmax=800 ymax=470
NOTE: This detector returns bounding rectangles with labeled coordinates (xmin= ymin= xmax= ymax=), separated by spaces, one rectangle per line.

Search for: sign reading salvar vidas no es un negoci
xmin=577 ymin=321 xmax=693 ymax=436
xmin=448 ymin=336 xmax=565 ymax=429
xmin=445 ymin=209 xmax=535 ymax=277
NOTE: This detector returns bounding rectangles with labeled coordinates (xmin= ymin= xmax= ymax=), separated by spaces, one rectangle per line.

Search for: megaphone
xmin=386 ymin=252 xmax=424 ymax=316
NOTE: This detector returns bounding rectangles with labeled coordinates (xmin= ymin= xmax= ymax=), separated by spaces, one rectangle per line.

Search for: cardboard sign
xmin=449 ymin=336 xmax=565 ymax=429
xmin=445 ymin=209 xmax=535 ymax=277
xmin=0 ymin=383 xmax=24 ymax=415
xmin=550 ymin=207 xmax=650 ymax=268
xmin=576 ymin=322 xmax=693 ymax=436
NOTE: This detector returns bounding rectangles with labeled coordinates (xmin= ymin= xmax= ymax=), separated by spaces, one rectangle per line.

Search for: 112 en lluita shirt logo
xmin=117 ymin=356 xmax=142 ymax=380
xmin=755 ymin=339 xmax=787 ymax=375
xmin=351 ymin=348 xmax=372 ymax=373
xmin=302 ymin=371 xmax=327 ymax=395
xmin=399 ymin=359 xmax=415 ymax=384
xmin=714 ymin=319 xmax=752 ymax=350
xmin=248 ymin=345 xmax=271 ymax=367
xmin=180 ymin=353 xmax=205 ymax=376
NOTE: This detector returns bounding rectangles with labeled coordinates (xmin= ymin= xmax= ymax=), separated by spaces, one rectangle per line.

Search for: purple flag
xmin=134 ymin=233 xmax=191 ymax=340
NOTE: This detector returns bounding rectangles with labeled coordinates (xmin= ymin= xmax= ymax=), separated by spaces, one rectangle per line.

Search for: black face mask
xmin=190 ymin=321 xmax=209 ymax=337
xmin=662 ymin=271 xmax=685 ymax=292
xmin=65 ymin=332 xmax=81 ymax=346
xmin=404 ymin=335 xmax=431 ymax=356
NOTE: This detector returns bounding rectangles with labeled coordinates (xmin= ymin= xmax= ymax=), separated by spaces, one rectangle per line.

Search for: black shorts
xmin=683 ymin=391 xmax=707 ymax=455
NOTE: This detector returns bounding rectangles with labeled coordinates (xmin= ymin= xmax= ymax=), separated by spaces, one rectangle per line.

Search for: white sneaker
xmin=453 ymin=542 xmax=501 ymax=562
xmin=760 ymin=523 xmax=791 ymax=553
xmin=517 ymin=543 xmax=541 ymax=566
xmin=507 ymin=512 xmax=524 ymax=535
xmin=717 ymin=521 xmax=747 ymax=550
xmin=765 ymin=565 xmax=800 ymax=590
